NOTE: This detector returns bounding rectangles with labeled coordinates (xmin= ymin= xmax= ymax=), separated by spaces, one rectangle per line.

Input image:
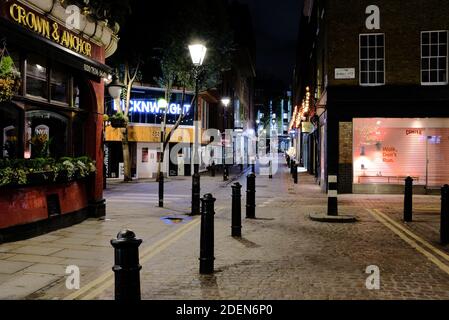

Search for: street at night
xmin=1 ymin=0 xmax=449 ymax=315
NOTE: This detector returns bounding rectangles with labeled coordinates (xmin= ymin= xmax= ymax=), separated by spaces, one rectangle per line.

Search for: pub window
xmin=26 ymin=53 xmax=48 ymax=99
xmin=0 ymin=103 xmax=22 ymax=159
xmin=26 ymin=110 xmax=68 ymax=159
xmin=421 ymin=31 xmax=448 ymax=85
xmin=359 ymin=33 xmax=385 ymax=86
xmin=50 ymin=63 xmax=69 ymax=104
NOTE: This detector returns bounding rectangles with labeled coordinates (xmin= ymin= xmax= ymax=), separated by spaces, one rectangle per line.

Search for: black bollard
xmin=158 ymin=171 xmax=164 ymax=208
xmin=191 ymin=173 xmax=201 ymax=215
xmin=231 ymin=182 xmax=242 ymax=237
xmin=200 ymin=194 xmax=216 ymax=274
xmin=223 ymin=165 xmax=229 ymax=181
xmin=211 ymin=161 xmax=216 ymax=177
xmin=111 ymin=230 xmax=142 ymax=301
xmin=328 ymin=175 xmax=338 ymax=216
xmin=246 ymin=173 xmax=256 ymax=219
xmin=287 ymin=156 xmax=291 ymax=168
xmin=404 ymin=176 xmax=413 ymax=222
xmin=240 ymin=164 xmax=243 ymax=172
xmin=293 ymin=163 xmax=298 ymax=184
xmin=269 ymin=160 xmax=273 ymax=179
xmin=441 ymin=185 xmax=449 ymax=245
xmin=290 ymin=160 xmax=296 ymax=177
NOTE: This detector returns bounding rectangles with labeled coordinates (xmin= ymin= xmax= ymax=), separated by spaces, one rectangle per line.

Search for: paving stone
xmin=22 ymin=264 xmax=67 ymax=276
xmin=10 ymin=246 xmax=64 ymax=256
xmin=0 ymin=273 xmax=59 ymax=299
xmin=0 ymin=260 xmax=34 ymax=275
xmin=6 ymin=254 xmax=65 ymax=264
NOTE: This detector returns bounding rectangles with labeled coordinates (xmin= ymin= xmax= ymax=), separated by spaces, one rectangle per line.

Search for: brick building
xmin=292 ymin=0 xmax=449 ymax=194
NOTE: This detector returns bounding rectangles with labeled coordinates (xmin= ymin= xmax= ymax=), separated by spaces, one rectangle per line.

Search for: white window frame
xmin=421 ymin=30 xmax=448 ymax=86
xmin=359 ymin=33 xmax=385 ymax=86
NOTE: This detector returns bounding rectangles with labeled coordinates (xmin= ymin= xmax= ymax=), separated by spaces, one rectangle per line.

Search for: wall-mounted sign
xmin=7 ymin=2 xmax=93 ymax=57
xmin=335 ymin=68 xmax=356 ymax=79
xmin=113 ymin=99 xmax=191 ymax=116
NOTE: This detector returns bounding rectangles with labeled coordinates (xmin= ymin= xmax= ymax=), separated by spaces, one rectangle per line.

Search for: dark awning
xmin=0 ymin=18 xmax=112 ymax=82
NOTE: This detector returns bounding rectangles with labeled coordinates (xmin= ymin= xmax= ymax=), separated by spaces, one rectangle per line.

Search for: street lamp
xmin=107 ymin=75 xmax=125 ymax=100
xmin=189 ymin=42 xmax=207 ymax=215
xmin=158 ymin=98 xmax=168 ymax=208
xmin=104 ymin=75 xmax=125 ymax=189
xmin=221 ymin=97 xmax=230 ymax=181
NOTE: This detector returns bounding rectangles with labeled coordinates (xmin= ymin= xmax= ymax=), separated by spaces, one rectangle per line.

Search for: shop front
xmin=353 ymin=118 xmax=449 ymax=193
xmin=105 ymin=86 xmax=196 ymax=178
xmin=0 ymin=0 xmax=118 ymax=242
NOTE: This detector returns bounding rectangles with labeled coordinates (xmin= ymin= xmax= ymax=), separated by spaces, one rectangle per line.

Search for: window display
xmin=353 ymin=118 xmax=449 ymax=187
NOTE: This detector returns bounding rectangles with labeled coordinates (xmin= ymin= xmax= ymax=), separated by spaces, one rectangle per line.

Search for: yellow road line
xmin=373 ymin=209 xmax=449 ymax=263
xmin=368 ymin=209 xmax=449 ymax=276
xmin=64 ymin=217 xmax=200 ymax=300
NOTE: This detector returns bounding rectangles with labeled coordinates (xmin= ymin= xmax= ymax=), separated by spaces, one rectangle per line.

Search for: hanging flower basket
xmin=0 ymin=44 xmax=21 ymax=103
xmin=109 ymin=112 xmax=128 ymax=128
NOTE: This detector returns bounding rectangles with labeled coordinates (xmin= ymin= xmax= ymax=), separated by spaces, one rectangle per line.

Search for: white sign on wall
xmin=335 ymin=68 xmax=356 ymax=79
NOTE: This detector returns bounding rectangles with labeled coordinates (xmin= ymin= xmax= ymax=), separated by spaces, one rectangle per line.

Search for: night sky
xmin=238 ymin=0 xmax=303 ymax=87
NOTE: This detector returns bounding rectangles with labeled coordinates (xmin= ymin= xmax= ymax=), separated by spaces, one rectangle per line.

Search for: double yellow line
xmin=63 ymin=217 xmax=201 ymax=300
xmin=368 ymin=209 xmax=449 ymax=275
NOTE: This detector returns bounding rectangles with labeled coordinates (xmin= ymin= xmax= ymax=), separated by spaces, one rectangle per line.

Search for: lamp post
xmin=189 ymin=43 xmax=207 ymax=215
xmin=221 ymin=97 xmax=230 ymax=181
xmin=106 ymin=75 xmax=125 ymax=188
xmin=158 ymin=98 xmax=168 ymax=208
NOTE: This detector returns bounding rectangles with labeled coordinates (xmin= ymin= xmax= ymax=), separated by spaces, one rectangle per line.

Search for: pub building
xmin=293 ymin=0 xmax=449 ymax=195
xmin=0 ymin=0 xmax=119 ymax=242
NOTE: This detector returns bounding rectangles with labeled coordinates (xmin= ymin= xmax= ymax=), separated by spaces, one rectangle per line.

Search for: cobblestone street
xmin=0 ymin=157 xmax=449 ymax=300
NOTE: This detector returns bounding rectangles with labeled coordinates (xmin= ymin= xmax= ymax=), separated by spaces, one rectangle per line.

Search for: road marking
xmin=63 ymin=217 xmax=200 ymax=300
xmin=373 ymin=209 xmax=449 ymax=263
xmin=368 ymin=209 xmax=449 ymax=276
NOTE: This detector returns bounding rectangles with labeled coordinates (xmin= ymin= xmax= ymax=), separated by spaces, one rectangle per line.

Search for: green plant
xmin=0 ymin=156 xmax=96 ymax=187
xmin=0 ymin=167 xmax=27 ymax=186
xmin=0 ymin=54 xmax=21 ymax=102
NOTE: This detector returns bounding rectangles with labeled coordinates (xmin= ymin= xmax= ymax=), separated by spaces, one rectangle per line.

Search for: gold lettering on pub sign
xmin=9 ymin=3 xmax=92 ymax=57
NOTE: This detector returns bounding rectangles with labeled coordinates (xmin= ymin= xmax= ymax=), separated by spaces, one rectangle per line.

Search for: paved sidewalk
xmin=1 ymin=157 xmax=449 ymax=299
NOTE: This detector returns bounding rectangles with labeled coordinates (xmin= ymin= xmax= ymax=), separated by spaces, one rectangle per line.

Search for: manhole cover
xmin=161 ymin=216 xmax=192 ymax=225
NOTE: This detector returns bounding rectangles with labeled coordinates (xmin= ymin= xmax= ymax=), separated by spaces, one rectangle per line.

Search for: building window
xmin=50 ymin=63 xmax=69 ymax=104
xmin=421 ymin=31 xmax=448 ymax=85
xmin=26 ymin=53 xmax=48 ymax=99
xmin=359 ymin=34 xmax=385 ymax=86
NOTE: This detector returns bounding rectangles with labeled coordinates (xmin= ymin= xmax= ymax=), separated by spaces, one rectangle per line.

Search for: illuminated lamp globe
xmin=188 ymin=43 xmax=207 ymax=66
xmin=107 ymin=76 xmax=125 ymax=99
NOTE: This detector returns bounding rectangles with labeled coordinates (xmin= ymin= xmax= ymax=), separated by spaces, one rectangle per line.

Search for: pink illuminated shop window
xmin=353 ymin=118 xmax=449 ymax=187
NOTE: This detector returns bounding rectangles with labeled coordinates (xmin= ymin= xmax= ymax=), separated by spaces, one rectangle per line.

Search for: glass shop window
xmin=50 ymin=63 xmax=69 ymax=104
xmin=26 ymin=110 xmax=68 ymax=159
xmin=26 ymin=53 xmax=48 ymax=99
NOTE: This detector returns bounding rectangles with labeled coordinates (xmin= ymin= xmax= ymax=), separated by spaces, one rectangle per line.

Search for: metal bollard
xmin=231 ymin=182 xmax=242 ymax=237
xmin=293 ymin=163 xmax=298 ymax=184
xmin=287 ymin=156 xmax=291 ymax=168
xmin=246 ymin=173 xmax=256 ymax=219
xmin=200 ymin=194 xmax=216 ymax=274
xmin=223 ymin=165 xmax=229 ymax=181
xmin=269 ymin=160 xmax=273 ymax=179
xmin=191 ymin=173 xmax=201 ymax=215
xmin=328 ymin=175 xmax=338 ymax=216
xmin=111 ymin=230 xmax=142 ymax=301
xmin=290 ymin=160 xmax=296 ymax=177
xmin=158 ymin=171 xmax=164 ymax=208
xmin=404 ymin=176 xmax=413 ymax=222
xmin=211 ymin=161 xmax=216 ymax=177
xmin=441 ymin=185 xmax=449 ymax=245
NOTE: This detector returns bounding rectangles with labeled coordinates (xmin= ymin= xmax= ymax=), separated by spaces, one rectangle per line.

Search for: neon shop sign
xmin=113 ymin=99 xmax=191 ymax=115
